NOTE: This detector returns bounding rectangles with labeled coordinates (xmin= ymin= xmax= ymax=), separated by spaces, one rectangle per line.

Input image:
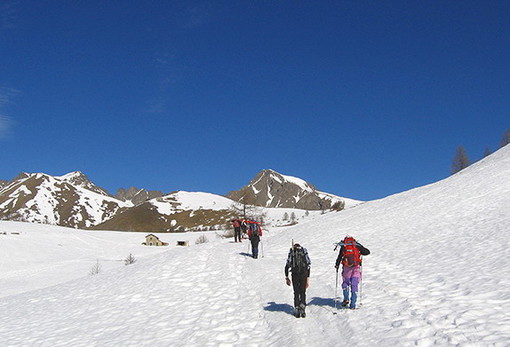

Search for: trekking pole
xmin=334 ymin=268 xmax=339 ymax=310
xmin=261 ymin=240 xmax=264 ymax=258
xmin=359 ymin=264 xmax=363 ymax=307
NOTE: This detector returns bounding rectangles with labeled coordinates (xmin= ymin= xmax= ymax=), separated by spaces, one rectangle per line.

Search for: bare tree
xmin=89 ymin=260 xmax=102 ymax=275
xmin=230 ymin=201 xmax=266 ymax=224
xmin=195 ymin=235 xmax=209 ymax=244
xmin=500 ymin=130 xmax=510 ymax=148
xmin=451 ymin=146 xmax=471 ymax=174
xmin=124 ymin=253 xmax=137 ymax=266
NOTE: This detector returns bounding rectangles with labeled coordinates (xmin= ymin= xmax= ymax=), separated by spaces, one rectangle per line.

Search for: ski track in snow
xmin=1 ymin=146 xmax=510 ymax=346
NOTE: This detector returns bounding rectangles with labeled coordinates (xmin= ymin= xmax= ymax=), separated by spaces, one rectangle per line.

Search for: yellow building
xmin=143 ymin=234 xmax=168 ymax=246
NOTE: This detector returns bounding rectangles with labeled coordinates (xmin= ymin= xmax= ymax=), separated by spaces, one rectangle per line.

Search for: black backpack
xmin=291 ymin=247 xmax=308 ymax=274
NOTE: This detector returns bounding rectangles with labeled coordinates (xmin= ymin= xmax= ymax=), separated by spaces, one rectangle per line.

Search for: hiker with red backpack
xmin=231 ymin=218 xmax=242 ymax=242
xmin=334 ymin=236 xmax=370 ymax=309
xmin=247 ymin=221 xmax=262 ymax=259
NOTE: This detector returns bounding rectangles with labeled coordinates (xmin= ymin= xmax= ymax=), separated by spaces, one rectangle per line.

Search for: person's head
xmin=293 ymin=243 xmax=301 ymax=249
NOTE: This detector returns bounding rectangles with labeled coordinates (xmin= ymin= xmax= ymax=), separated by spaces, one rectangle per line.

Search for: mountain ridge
xmin=0 ymin=169 xmax=359 ymax=231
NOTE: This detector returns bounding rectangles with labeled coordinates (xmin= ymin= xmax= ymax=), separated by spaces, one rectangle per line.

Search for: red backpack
xmin=342 ymin=237 xmax=362 ymax=267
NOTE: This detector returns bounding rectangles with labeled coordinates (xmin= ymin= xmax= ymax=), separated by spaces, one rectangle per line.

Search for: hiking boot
xmin=294 ymin=308 xmax=301 ymax=318
xmin=341 ymin=300 xmax=349 ymax=307
xmin=299 ymin=304 xmax=306 ymax=318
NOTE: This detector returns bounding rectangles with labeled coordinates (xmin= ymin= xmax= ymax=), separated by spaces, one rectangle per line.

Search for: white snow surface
xmin=1 ymin=146 xmax=510 ymax=346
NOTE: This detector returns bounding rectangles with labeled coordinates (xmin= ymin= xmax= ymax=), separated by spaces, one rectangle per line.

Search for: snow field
xmin=0 ymin=145 xmax=509 ymax=346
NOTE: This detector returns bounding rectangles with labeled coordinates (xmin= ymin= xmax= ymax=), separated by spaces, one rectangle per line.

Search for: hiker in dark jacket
xmin=247 ymin=221 xmax=262 ymax=258
xmin=335 ymin=236 xmax=370 ymax=309
xmin=285 ymin=243 xmax=311 ymax=318
xmin=240 ymin=220 xmax=248 ymax=239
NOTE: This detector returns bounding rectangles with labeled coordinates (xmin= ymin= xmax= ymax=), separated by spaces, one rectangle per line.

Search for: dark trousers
xmin=250 ymin=238 xmax=260 ymax=258
xmin=292 ymin=273 xmax=307 ymax=308
xmin=234 ymin=227 xmax=241 ymax=242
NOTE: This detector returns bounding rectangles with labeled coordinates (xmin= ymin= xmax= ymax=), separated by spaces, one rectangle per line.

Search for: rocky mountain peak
xmin=59 ymin=171 xmax=111 ymax=196
xmin=226 ymin=169 xmax=352 ymax=210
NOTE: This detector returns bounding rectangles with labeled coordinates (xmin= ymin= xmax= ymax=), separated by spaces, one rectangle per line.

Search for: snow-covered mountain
xmin=227 ymin=169 xmax=360 ymax=210
xmin=0 ymin=171 xmax=131 ymax=228
xmin=0 ymin=145 xmax=508 ymax=346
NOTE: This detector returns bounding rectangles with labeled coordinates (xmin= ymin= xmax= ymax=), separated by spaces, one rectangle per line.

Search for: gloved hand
xmin=286 ymin=277 xmax=291 ymax=286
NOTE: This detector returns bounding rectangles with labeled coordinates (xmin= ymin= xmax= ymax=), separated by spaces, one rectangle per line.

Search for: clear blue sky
xmin=0 ymin=1 xmax=508 ymax=201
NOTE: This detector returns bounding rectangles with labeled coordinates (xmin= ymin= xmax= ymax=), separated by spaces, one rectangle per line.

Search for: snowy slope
xmin=0 ymin=146 xmax=509 ymax=346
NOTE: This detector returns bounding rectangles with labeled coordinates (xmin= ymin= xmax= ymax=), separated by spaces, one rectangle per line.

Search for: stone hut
xmin=143 ymin=234 xmax=169 ymax=246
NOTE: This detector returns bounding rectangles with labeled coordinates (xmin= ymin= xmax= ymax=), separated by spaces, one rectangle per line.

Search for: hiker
xmin=285 ymin=243 xmax=311 ymax=318
xmin=232 ymin=218 xmax=242 ymax=242
xmin=247 ymin=221 xmax=262 ymax=258
xmin=335 ymin=236 xmax=370 ymax=309
xmin=240 ymin=220 xmax=248 ymax=239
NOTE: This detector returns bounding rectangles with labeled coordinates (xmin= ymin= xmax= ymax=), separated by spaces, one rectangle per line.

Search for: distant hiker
xmin=247 ymin=221 xmax=262 ymax=258
xmin=240 ymin=220 xmax=248 ymax=239
xmin=335 ymin=236 xmax=370 ymax=309
xmin=232 ymin=218 xmax=242 ymax=242
xmin=285 ymin=243 xmax=311 ymax=318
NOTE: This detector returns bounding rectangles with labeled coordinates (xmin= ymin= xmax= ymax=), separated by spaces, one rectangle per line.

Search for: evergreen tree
xmin=451 ymin=146 xmax=471 ymax=174
xmin=500 ymin=130 xmax=510 ymax=148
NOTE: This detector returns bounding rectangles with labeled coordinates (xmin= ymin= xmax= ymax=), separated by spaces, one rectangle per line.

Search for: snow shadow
xmin=263 ymin=301 xmax=294 ymax=316
xmin=238 ymin=252 xmax=253 ymax=258
xmin=308 ymin=297 xmax=337 ymax=308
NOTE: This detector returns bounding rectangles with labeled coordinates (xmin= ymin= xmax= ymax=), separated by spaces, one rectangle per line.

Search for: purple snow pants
xmin=342 ymin=266 xmax=361 ymax=308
